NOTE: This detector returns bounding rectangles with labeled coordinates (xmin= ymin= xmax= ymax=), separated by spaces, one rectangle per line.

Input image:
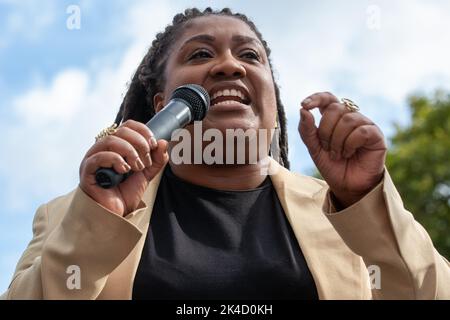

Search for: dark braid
xmin=115 ymin=7 xmax=290 ymax=169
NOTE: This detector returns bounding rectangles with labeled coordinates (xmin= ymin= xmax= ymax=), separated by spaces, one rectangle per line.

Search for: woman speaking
xmin=2 ymin=7 xmax=449 ymax=300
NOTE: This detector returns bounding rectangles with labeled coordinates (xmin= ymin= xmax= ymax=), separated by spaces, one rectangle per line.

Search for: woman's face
xmin=154 ymin=15 xmax=277 ymax=136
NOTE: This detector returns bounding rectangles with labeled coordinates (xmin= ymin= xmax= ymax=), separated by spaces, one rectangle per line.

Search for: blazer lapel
xmin=268 ymin=158 xmax=365 ymax=299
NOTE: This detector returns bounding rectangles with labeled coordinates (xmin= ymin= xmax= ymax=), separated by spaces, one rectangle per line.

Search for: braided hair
xmin=114 ymin=7 xmax=290 ymax=169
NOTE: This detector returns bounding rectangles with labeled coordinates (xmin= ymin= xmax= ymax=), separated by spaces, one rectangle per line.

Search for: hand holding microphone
xmin=79 ymin=84 xmax=210 ymax=216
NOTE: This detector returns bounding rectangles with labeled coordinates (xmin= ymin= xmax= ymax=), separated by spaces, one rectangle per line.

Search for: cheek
xmin=161 ymin=57 xmax=193 ymax=98
xmin=164 ymin=57 xmax=210 ymax=88
xmin=255 ymin=73 xmax=277 ymax=120
xmin=264 ymin=77 xmax=276 ymax=101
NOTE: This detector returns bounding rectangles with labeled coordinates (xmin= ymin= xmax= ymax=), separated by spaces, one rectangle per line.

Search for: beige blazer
xmin=2 ymin=158 xmax=449 ymax=299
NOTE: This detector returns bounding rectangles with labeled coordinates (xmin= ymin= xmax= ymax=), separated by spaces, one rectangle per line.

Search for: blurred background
xmin=0 ymin=0 xmax=449 ymax=292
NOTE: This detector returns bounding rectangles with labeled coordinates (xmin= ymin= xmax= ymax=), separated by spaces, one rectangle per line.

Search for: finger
xmin=342 ymin=125 xmax=384 ymax=159
xmin=330 ymin=112 xmax=374 ymax=160
xmin=301 ymin=92 xmax=339 ymax=114
xmin=86 ymin=135 xmax=144 ymax=172
xmin=82 ymin=151 xmax=131 ymax=177
xmin=114 ymin=126 xmax=152 ymax=167
xmin=121 ymin=119 xmax=158 ymax=149
xmin=317 ymin=102 xmax=347 ymax=151
xmin=142 ymin=140 xmax=169 ymax=181
xmin=298 ymin=108 xmax=321 ymax=159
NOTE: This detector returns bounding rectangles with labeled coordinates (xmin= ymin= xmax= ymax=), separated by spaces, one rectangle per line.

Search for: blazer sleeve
xmin=1 ymin=187 xmax=146 ymax=300
xmin=323 ymin=169 xmax=450 ymax=299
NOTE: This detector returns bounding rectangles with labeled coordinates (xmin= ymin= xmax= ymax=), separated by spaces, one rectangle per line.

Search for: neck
xmin=169 ymin=161 xmax=269 ymax=190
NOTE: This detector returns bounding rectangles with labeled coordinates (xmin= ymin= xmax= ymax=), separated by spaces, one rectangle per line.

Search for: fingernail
xmin=135 ymin=158 xmax=145 ymax=170
xmin=150 ymin=137 xmax=157 ymax=148
xmin=302 ymin=98 xmax=312 ymax=106
xmin=123 ymin=163 xmax=131 ymax=171
xmin=145 ymin=153 xmax=152 ymax=166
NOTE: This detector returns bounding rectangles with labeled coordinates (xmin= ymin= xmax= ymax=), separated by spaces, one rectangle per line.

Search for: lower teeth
xmin=213 ymin=100 xmax=241 ymax=106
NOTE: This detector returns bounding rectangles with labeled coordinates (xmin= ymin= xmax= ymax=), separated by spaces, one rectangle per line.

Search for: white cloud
xmin=339 ymin=0 xmax=450 ymax=104
xmin=268 ymin=0 xmax=450 ymax=110
xmin=0 ymin=0 xmax=56 ymax=46
xmin=2 ymin=64 xmax=127 ymax=212
xmin=123 ymin=0 xmax=175 ymax=44
xmin=14 ymin=70 xmax=89 ymax=125
xmin=0 ymin=0 xmax=177 ymax=214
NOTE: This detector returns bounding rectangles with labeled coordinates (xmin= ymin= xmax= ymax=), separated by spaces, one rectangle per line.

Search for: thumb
xmin=299 ymin=108 xmax=321 ymax=159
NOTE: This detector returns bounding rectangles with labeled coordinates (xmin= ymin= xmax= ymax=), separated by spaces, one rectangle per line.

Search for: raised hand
xmin=298 ymin=92 xmax=387 ymax=208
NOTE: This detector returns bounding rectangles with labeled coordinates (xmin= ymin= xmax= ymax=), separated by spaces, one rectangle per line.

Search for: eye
xmin=240 ymin=50 xmax=260 ymax=61
xmin=188 ymin=49 xmax=213 ymax=61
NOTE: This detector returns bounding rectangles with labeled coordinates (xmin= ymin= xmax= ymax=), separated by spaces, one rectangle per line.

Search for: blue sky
xmin=1 ymin=0 xmax=450 ymax=292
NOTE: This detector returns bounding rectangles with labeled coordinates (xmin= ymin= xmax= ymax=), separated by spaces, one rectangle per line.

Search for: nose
xmin=209 ymin=51 xmax=246 ymax=79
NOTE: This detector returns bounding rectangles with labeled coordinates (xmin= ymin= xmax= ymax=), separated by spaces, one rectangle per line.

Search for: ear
xmin=153 ymin=92 xmax=165 ymax=113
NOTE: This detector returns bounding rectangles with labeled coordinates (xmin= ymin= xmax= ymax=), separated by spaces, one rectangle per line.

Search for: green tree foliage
xmin=386 ymin=90 xmax=450 ymax=258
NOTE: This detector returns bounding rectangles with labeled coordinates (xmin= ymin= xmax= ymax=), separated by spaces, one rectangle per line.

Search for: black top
xmin=132 ymin=166 xmax=318 ymax=300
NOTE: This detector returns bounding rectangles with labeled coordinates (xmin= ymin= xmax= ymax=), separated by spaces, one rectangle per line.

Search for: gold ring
xmin=95 ymin=123 xmax=118 ymax=142
xmin=341 ymin=98 xmax=360 ymax=112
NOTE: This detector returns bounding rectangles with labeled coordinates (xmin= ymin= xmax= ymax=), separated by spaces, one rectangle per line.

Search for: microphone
xmin=95 ymin=84 xmax=210 ymax=189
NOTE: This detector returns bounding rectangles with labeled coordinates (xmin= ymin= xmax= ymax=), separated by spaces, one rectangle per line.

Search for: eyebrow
xmin=180 ymin=34 xmax=216 ymax=49
xmin=231 ymin=35 xmax=261 ymax=46
xmin=180 ymin=34 xmax=263 ymax=50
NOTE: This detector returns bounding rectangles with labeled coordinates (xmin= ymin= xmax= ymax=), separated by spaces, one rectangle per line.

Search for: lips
xmin=209 ymin=87 xmax=251 ymax=107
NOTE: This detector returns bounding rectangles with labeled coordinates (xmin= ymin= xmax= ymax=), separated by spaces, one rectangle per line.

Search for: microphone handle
xmin=94 ymin=100 xmax=192 ymax=189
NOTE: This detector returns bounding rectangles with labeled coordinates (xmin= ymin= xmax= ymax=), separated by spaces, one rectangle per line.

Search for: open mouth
xmin=209 ymin=88 xmax=251 ymax=107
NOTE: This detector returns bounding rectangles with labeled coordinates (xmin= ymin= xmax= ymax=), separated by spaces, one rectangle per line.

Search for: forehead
xmin=176 ymin=15 xmax=258 ymax=43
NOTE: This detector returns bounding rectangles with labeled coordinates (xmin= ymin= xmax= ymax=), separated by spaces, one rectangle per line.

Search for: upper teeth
xmin=211 ymin=89 xmax=246 ymax=101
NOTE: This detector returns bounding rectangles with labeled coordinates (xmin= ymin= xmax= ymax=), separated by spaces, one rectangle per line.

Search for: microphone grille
xmin=171 ymin=84 xmax=210 ymax=121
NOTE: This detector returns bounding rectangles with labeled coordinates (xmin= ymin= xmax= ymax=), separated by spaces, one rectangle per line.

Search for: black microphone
xmin=95 ymin=84 xmax=210 ymax=189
